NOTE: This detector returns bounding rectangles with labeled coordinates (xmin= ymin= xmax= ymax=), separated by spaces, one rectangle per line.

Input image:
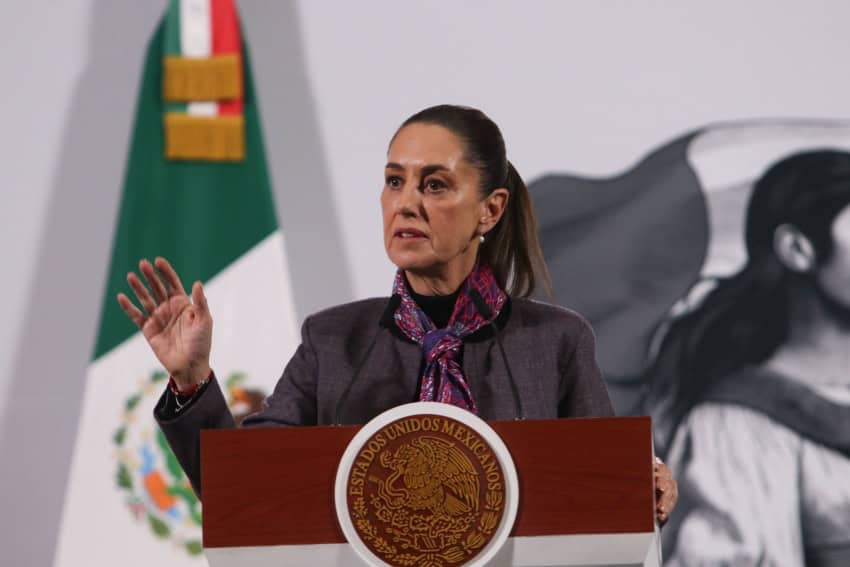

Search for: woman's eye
xmin=424 ymin=179 xmax=447 ymax=192
xmin=385 ymin=176 xmax=402 ymax=188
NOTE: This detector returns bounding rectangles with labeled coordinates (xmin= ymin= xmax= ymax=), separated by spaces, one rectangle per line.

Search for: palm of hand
xmin=144 ymin=294 xmax=211 ymax=375
xmin=117 ymin=258 xmax=213 ymax=386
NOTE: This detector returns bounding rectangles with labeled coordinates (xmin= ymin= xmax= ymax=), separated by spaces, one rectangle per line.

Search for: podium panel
xmin=201 ymin=416 xmax=659 ymax=566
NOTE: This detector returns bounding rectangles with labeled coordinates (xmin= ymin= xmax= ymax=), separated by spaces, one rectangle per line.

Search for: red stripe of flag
xmin=212 ymin=0 xmax=243 ymax=116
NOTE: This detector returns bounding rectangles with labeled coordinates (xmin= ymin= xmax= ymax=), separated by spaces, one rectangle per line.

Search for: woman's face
xmin=381 ymin=123 xmax=493 ymax=287
xmin=816 ymin=202 xmax=850 ymax=308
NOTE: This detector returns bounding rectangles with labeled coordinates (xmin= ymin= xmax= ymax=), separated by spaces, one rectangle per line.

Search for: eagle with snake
xmin=376 ymin=435 xmax=480 ymax=518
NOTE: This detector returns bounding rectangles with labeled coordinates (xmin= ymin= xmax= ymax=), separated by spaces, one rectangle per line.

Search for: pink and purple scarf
xmin=391 ymin=261 xmax=507 ymax=414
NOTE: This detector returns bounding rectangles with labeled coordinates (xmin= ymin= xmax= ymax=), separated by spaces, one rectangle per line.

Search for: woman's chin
xmin=387 ymin=251 xmax=438 ymax=274
xmin=392 ymin=260 xmax=434 ymax=274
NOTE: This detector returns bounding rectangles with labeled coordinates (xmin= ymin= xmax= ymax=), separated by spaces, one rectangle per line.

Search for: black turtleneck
xmin=410 ymin=288 xmax=460 ymax=329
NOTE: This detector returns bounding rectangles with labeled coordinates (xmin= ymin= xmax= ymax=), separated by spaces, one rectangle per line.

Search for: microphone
xmin=333 ymin=294 xmax=401 ymax=425
xmin=469 ymin=289 xmax=525 ymax=420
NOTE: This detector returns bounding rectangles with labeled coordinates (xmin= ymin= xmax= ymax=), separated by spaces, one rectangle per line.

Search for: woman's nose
xmin=395 ymin=181 xmax=421 ymax=215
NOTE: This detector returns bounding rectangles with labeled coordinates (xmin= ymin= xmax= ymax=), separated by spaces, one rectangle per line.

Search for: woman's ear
xmin=478 ymin=188 xmax=509 ymax=235
xmin=774 ymin=223 xmax=816 ymax=273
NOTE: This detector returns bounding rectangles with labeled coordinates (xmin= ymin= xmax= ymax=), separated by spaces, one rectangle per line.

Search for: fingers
xmin=140 ymin=259 xmax=168 ymax=302
xmin=119 ymin=257 xmax=182 ymax=320
xmin=656 ymin=487 xmax=676 ymax=523
xmin=117 ymin=258 xmax=200 ymax=331
xmin=654 ymin=462 xmax=674 ymax=481
xmin=652 ymin=459 xmax=676 ymax=524
xmin=654 ymin=468 xmax=678 ymax=525
xmin=117 ymin=292 xmax=146 ymax=329
xmin=191 ymin=281 xmax=210 ymax=317
xmin=155 ymin=257 xmax=186 ymax=296
xmin=126 ymin=271 xmax=157 ymax=315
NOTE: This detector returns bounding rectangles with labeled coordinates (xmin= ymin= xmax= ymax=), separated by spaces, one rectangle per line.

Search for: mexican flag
xmin=53 ymin=1 xmax=299 ymax=565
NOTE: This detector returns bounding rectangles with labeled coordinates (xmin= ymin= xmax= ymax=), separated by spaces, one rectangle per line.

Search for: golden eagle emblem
xmin=377 ymin=435 xmax=480 ymax=518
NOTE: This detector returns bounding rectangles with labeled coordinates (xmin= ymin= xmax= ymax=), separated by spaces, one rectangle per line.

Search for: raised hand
xmin=117 ymin=257 xmax=213 ymax=392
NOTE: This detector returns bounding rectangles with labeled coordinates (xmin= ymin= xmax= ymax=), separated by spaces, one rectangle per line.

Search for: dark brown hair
xmin=397 ymin=104 xmax=551 ymax=297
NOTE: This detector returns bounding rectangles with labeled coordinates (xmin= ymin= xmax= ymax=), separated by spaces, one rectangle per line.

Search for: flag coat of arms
xmin=53 ymin=1 xmax=299 ymax=565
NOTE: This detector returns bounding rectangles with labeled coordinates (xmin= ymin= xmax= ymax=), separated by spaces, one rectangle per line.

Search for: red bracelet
xmin=168 ymin=371 xmax=213 ymax=397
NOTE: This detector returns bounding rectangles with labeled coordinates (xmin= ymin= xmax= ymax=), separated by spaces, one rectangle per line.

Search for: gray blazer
xmin=155 ymin=296 xmax=614 ymax=494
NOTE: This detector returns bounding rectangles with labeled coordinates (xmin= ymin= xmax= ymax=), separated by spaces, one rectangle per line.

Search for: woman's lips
xmin=394 ymin=228 xmax=427 ymax=239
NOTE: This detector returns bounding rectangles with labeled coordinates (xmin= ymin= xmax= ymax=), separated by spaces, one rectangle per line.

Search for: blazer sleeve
xmin=240 ymin=314 xmax=320 ymax=428
xmin=154 ymin=376 xmax=236 ymax=496
xmin=153 ymin=315 xmax=320 ymax=496
xmin=557 ymin=317 xmax=615 ymax=418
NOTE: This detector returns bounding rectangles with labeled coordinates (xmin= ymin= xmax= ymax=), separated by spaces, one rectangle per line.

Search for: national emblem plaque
xmin=335 ymin=402 xmax=519 ymax=567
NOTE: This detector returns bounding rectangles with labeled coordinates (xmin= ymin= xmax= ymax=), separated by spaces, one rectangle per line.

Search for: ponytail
xmin=482 ymin=161 xmax=551 ymax=297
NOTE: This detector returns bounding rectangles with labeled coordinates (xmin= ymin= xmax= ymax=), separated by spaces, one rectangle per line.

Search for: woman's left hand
xmin=654 ymin=458 xmax=677 ymax=525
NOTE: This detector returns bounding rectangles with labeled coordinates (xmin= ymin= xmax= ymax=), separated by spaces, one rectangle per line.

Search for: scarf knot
xmin=391 ymin=261 xmax=507 ymax=414
xmin=423 ymin=329 xmax=461 ymax=362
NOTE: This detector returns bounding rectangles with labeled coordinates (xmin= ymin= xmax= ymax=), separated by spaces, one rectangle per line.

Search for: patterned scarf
xmin=391 ymin=261 xmax=507 ymax=414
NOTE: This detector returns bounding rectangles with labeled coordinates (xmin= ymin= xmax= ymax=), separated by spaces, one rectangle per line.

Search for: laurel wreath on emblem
xmin=113 ymin=370 xmax=261 ymax=557
xmin=352 ymin=483 xmax=504 ymax=566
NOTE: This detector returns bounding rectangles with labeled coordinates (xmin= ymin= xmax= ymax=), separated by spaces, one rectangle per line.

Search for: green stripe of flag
xmin=163 ymin=0 xmax=181 ymax=56
xmin=94 ymin=18 xmax=277 ymax=359
xmin=163 ymin=0 xmax=185 ymax=113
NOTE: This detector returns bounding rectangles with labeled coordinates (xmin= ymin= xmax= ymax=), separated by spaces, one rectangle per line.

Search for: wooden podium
xmin=200 ymin=416 xmax=660 ymax=566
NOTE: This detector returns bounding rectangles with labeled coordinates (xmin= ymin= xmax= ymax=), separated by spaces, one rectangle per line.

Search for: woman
xmin=118 ymin=104 xmax=675 ymax=520
xmin=647 ymin=150 xmax=850 ymax=566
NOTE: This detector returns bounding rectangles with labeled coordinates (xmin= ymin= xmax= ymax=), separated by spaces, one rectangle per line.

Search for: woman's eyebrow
xmin=420 ymin=164 xmax=451 ymax=177
xmin=384 ymin=163 xmax=452 ymax=176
